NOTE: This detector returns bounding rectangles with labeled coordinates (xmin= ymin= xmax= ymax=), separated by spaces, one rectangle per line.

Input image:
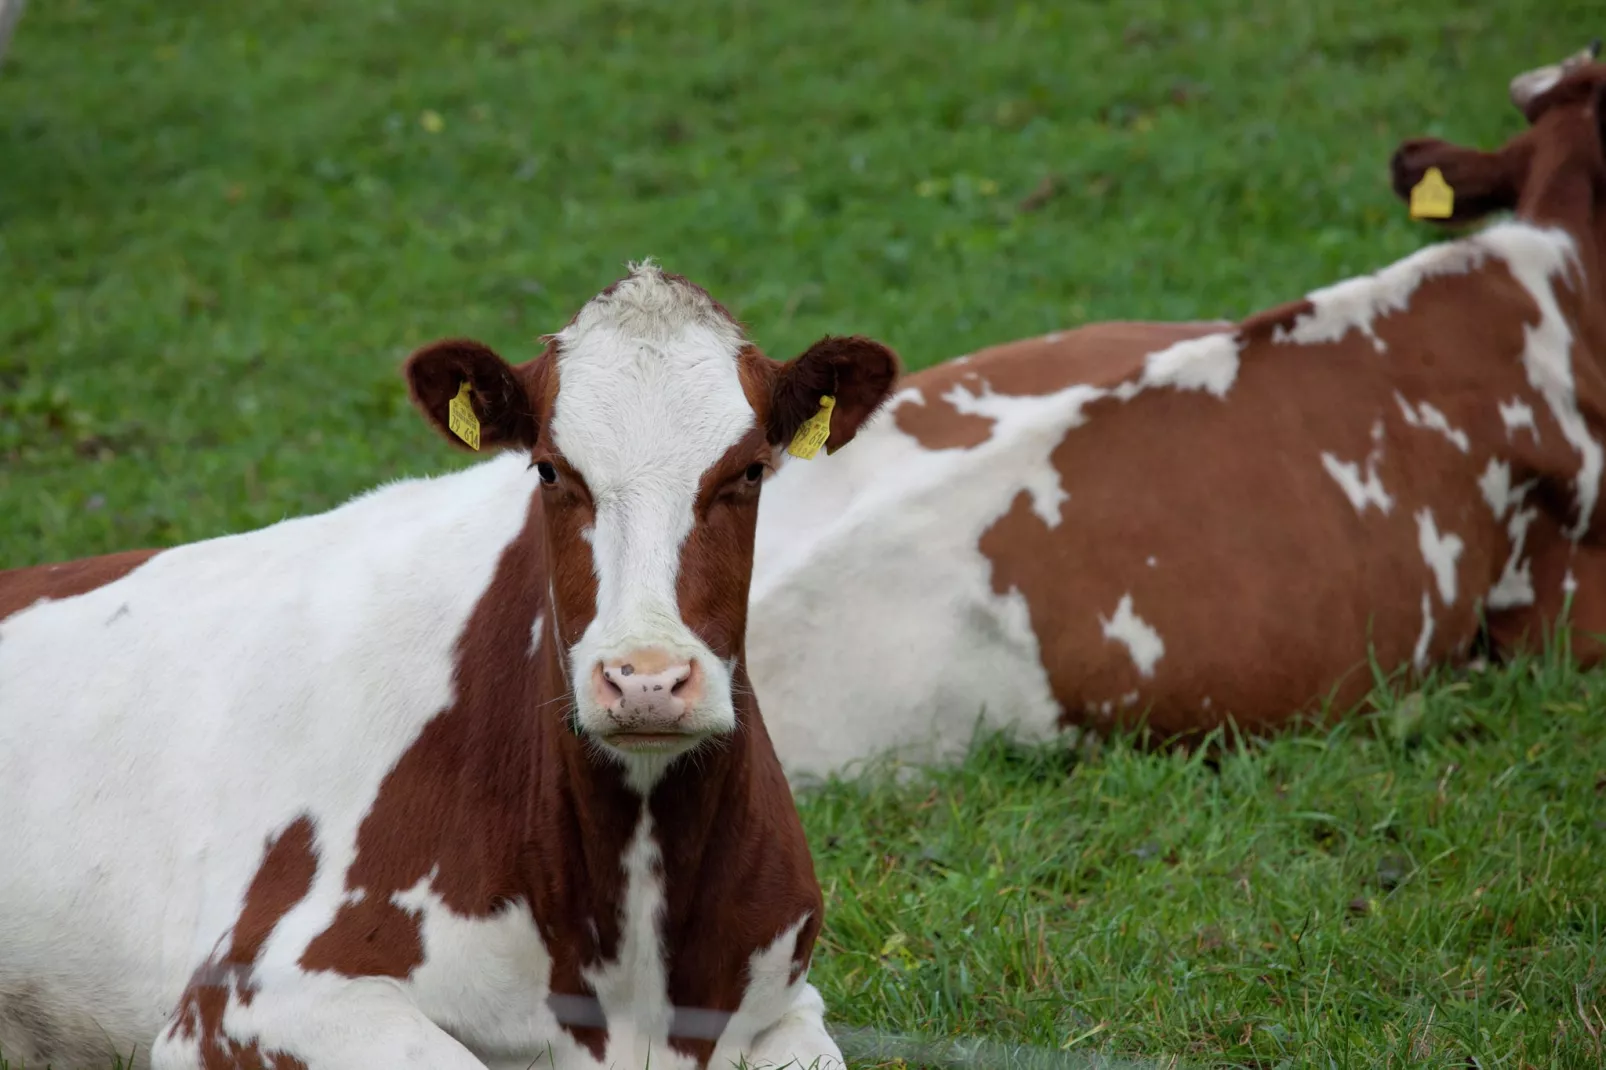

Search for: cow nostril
xmin=594 ymin=665 xmax=626 ymax=704
xmin=670 ymin=663 xmax=697 ymax=698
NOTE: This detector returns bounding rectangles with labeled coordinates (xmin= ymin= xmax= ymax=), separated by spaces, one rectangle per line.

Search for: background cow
xmin=748 ymin=45 xmax=1606 ymax=781
xmin=0 ymin=263 xmax=897 ymax=1069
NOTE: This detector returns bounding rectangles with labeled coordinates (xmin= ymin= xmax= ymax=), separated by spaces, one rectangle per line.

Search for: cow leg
xmin=151 ymin=976 xmax=490 ymax=1070
xmin=736 ymin=983 xmax=845 ymax=1070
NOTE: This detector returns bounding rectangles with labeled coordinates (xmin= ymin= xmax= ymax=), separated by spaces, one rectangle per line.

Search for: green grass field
xmin=4 ymin=1 xmax=1606 ymax=1067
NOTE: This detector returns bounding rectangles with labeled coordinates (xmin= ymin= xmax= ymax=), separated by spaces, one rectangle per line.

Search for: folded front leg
xmin=152 ymin=974 xmax=491 ymax=1070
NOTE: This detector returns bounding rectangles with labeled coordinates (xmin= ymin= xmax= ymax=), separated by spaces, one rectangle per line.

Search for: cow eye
xmin=744 ymin=463 xmax=765 ymax=484
xmin=536 ymin=461 xmax=558 ymax=485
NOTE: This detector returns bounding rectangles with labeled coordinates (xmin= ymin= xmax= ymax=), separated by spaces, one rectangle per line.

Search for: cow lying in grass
xmin=0 ymin=263 xmax=898 ymax=1069
xmin=749 ymin=43 xmax=1606 ymax=780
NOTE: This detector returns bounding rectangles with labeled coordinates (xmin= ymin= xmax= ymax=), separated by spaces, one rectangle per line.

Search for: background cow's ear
xmin=1388 ymin=136 xmax=1525 ymax=226
xmin=404 ymin=339 xmax=538 ymax=452
xmin=768 ymin=335 xmax=900 ymax=455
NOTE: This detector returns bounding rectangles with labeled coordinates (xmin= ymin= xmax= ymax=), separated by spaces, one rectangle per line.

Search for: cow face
xmin=1389 ymin=44 xmax=1606 ymax=231
xmin=405 ymin=262 xmax=897 ymax=785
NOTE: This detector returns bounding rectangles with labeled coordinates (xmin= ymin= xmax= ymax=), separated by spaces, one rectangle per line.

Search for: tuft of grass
xmin=5 ymin=3 xmax=1606 ymax=1069
xmin=801 ymin=648 xmax=1606 ymax=1067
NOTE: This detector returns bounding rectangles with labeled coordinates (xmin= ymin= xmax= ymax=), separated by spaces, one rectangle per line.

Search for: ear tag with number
xmin=786 ymin=395 xmax=836 ymax=460
xmin=1409 ymin=167 xmax=1454 ymax=220
xmin=447 ymin=381 xmax=481 ymax=450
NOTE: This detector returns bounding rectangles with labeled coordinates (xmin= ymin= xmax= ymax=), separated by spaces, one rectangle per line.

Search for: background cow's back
xmin=748 ymin=47 xmax=1606 ymax=781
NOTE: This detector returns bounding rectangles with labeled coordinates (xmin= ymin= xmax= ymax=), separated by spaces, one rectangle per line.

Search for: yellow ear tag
xmin=786 ymin=395 xmax=836 ymax=460
xmin=1409 ymin=167 xmax=1455 ymax=220
xmin=447 ymin=381 xmax=481 ymax=451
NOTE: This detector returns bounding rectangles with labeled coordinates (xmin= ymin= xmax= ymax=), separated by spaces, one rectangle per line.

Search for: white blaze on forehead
xmin=1499 ymin=397 xmax=1539 ymax=442
xmin=1395 ymin=393 xmax=1470 ymax=453
xmin=1415 ymin=509 xmax=1464 ymax=605
xmin=550 ymin=262 xmax=755 ymax=644
xmin=1099 ymin=593 xmax=1164 ymax=678
xmin=1482 ymin=225 xmax=1601 ymax=539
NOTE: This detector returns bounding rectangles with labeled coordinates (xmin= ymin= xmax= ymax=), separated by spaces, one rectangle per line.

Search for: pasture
xmin=2 ymin=1 xmax=1604 ymax=1066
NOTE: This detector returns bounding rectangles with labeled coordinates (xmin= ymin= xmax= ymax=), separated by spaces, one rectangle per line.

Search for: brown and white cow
xmin=0 ymin=263 xmax=898 ymax=1069
xmin=748 ymin=45 xmax=1606 ymax=780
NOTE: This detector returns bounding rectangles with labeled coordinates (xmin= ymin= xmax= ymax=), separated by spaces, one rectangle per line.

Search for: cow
xmin=747 ymin=43 xmax=1606 ymax=781
xmin=0 ymin=263 xmax=899 ymax=1070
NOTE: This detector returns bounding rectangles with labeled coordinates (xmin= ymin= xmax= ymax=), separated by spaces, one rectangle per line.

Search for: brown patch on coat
xmin=0 ymin=548 xmax=159 ymax=623
xmin=167 ymin=816 xmax=318 ymax=1070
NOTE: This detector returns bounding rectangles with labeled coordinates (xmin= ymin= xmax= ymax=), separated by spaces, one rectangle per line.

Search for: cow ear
xmin=1388 ymin=136 xmax=1525 ymax=227
xmin=404 ymin=339 xmax=537 ymax=452
xmin=767 ymin=336 xmax=900 ymax=455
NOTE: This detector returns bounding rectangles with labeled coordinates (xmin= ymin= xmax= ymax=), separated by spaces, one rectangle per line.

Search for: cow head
xmin=403 ymin=262 xmax=897 ymax=784
xmin=1389 ymin=42 xmax=1606 ymax=237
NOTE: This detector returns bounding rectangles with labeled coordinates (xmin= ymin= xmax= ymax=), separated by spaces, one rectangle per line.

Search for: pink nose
xmin=590 ymin=649 xmax=704 ymax=731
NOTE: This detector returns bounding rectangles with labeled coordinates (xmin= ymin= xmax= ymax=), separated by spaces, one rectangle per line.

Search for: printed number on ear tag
xmin=1409 ymin=167 xmax=1455 ymax=220
xmin=447 ymin=381 xmax=481 ymax=451
xmin=786 ymin=395 xmax=836 ymax=460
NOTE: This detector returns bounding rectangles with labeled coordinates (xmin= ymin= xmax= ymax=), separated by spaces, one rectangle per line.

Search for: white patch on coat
xmin=1415 ymin=509 xmax=1464 ymax=605
xmin=1394 ymin=393 xmax=1470 ymax=453
xmin=1099 ymin=594 xmax=1165 ymax=678
xmin=1320 ymin=446 xmax=1394 ymax=516
xmin=549 ymin=262 xmax=754 ymax=776
xmin=1272 ymin=240 xmax=1489 ymax=351
xmin=939 ymin=380 xmax=1102 ymax=526
xmin=529 ymin=613 xmax=545 ymax=657
xmin=1110 ymin=332 xmax=1242 ymax=402
xmin=1478 ymin=459 xmax=1542 ymax=612
xmin=1413 ymin=591 xmax=1435 ymax=672
xmin=1498 ymin=397 xmax=1539 ymax=442
xmin=1481 ymin=226 xmax=1600 ymax=537
xmin=1490 ymin=505 xmax=1540 ymax=610
xmin=581 ymin=809 xmax=678 ymax=1068
xmin=1043 ymin=331 xmax=1064 ymax=344
xmin=1146 ymin=556 xmax=1157 ymax=568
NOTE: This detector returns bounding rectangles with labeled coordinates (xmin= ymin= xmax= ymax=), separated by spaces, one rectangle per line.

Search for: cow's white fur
xmin=1099 ymin=593 xmax=1165 ymax=678
xmin=1413 ymin=591 xmax=1435 ymax=672
xmin=1415 ymin=509 xmax=1464 ymax=606
xmin=551 ymin=265 xmax=756 ymax=787
xmin=1499 ymin=397 xmax=1539 ymax=441
xmin=0 ymin=272 xmax=836 ymax=1068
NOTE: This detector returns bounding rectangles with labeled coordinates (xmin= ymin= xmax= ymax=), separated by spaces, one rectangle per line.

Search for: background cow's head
xmin=403 ymin=262 xmax=897 ymax=783
xmin=1388 ymin=42 xmax=1606 ymax=239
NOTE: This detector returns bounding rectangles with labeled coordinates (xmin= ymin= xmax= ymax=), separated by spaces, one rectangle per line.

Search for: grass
xmin=3 ymin=0 xmax=1605 ymax=1067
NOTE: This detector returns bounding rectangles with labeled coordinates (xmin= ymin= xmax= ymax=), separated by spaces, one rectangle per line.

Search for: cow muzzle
xmin=586 ymin=646 xmax=721 ymax=754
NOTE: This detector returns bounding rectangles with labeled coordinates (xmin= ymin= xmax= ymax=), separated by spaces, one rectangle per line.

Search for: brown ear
xmin=404 ymin=339 xmax=537 ymax=452
xmin=768 ymin=335 xmax=900 ymax=455
xmin=1388 ymin=136 xmax=1527 ymax=226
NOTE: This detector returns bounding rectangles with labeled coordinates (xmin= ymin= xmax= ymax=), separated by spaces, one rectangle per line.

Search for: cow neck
xmin=1517 ymin=119 xmax=1606 ymax=321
